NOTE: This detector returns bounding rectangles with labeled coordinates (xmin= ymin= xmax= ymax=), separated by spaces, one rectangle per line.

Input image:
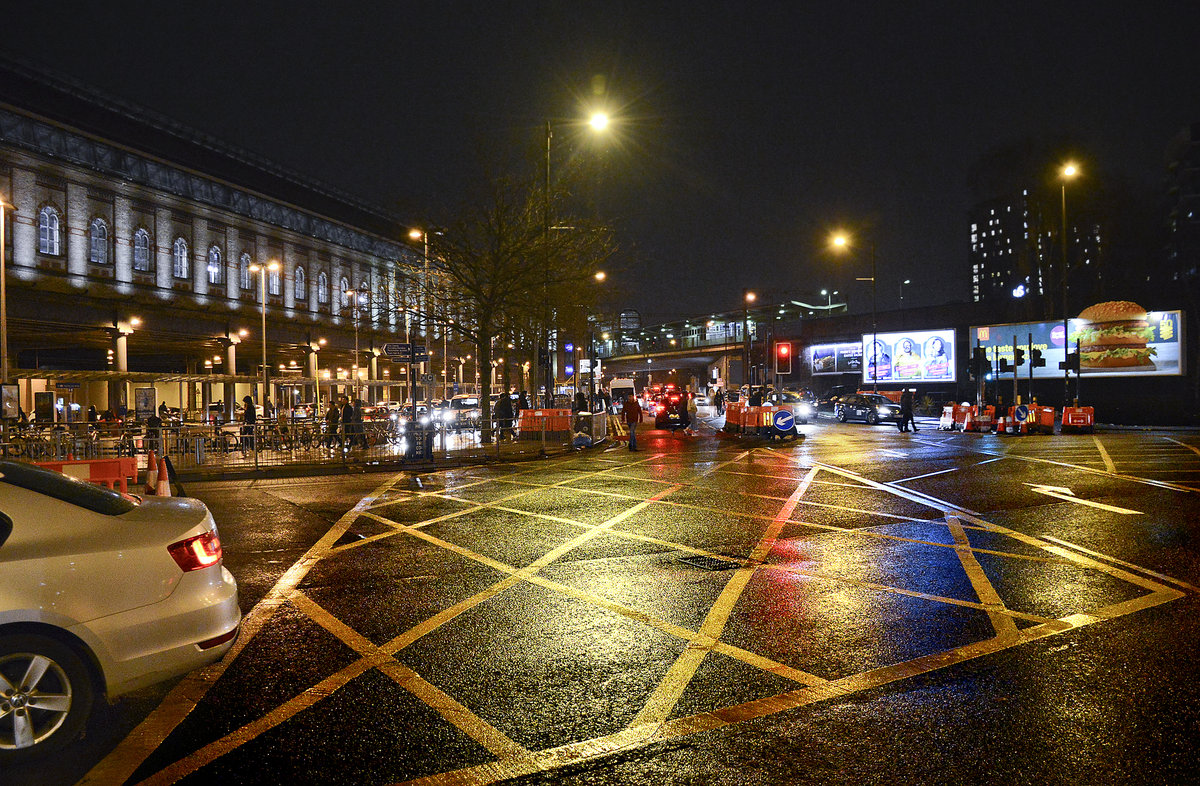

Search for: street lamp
xmin=248 ymin=260 xmax=280 ymax=406
xmin=743 ymin=290 xmax=756 ymax=388
xmin=540 ymin=112 xmax=612 ymax=406
xmin=900 ymin=279 xmax=911 ymax=306
xmin=0 ymin=197 xmax=8 ymax=390
xmin=831 ymin=232 xmax=878 ymax=392
xmin=1060 ymin=162 xmax=1080 ymax=406
xmin=345 ymin=288 xmax=362 ymax=401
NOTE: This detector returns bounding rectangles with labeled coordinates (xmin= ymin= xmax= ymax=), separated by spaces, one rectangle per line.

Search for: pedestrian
xmin=241 ymin=395 xmax=257 ymax=451
xmin=352 ymin=398 xmax=366 ymax=447
xmin=675 ymin=391 xmax=690 ymax=437
xmin=573 ymin=390 xmax=588 ymax=413
xmin=341 ymin=396 xmax=355 ymax=449
xmin=87 ymin=404 xmax=99 ymax=423
xmin=898 ymin=389 xmax=918 ymax=433
xmin=495 ymin=391 xmax=515 ymax=441
xmin=685 ymin=389 xmax=699 ymax=436
xmin=517 ymin=391 xmax=530 ymax=412
xmin=622 ymin=392 xmax=641 ymax=451
xmin=714 ymin=387 xmax=725 ymax=416
xmin=324 ymin=398 xmax=341 ymax=449
xmin=749 ymin=387 xmax=764 ymax=406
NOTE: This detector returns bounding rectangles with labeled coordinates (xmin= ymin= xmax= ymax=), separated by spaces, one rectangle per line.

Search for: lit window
xmin=207 ymin=246 xmax=224 ymax=285
xmin=317 ymin=271 xmax=329 ymax=304
xmin=294 ymin=266 xmax=307 ymax=300
xmin=172 ymin=238 xmax=189 ymax=279
xmin=268 ymin=267 xmax=281 ymax=296
xmin=89 ymin=218 xmax=109 ymax=264
xmin=133 ymin=228 xmax=152 ymax=272
xmin=239 ymin=253 xmax=252 ymax=290
xmin=38 ymin=206 xmax=61 ymax=255
xmin=339 ymin=276 xmax=350 ymax=309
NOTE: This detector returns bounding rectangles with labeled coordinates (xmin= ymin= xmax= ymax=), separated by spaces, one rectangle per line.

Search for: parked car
xmin=835 ymin=393 xmax=902 ymax=425
xmin=816 ymin=385 xmax=856 ymax=416
xmin=768 ymin=389 xmax=816 ymax=424
xmin=0 ymin=461 xmax=240 ymax=762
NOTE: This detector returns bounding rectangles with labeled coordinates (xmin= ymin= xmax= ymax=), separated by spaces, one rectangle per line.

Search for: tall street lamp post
xmin=0 ymin=197 xmax=8 ymax=437
xmin=248 ymin=260 xmax=280 ymax=406
xmin=1060 ymin=163 xmax=1079 ymax=406
xmin=346 ymin=288 xmax=362 ymax=402
xmin=742 ymin=290 xmax=756 ymax=388
xmin=832 ymin=233 xmax=878 ymax=393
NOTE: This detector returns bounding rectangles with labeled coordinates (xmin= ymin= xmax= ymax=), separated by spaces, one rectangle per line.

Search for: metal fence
xmin=0 ymin=410 xmax=610 ymax=474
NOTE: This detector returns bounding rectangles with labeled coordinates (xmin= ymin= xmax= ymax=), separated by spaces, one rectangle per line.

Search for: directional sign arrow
xmin=1023 ymin=483 xmax=1142 ymax=515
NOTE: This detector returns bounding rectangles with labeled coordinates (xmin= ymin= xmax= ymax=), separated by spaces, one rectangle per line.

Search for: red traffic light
xmin=774 ymin=342 xmax=792 ymax=374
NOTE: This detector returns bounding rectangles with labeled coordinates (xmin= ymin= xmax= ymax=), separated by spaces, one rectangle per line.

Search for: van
xmin=609 ymin=378 xmax=638 ymax=412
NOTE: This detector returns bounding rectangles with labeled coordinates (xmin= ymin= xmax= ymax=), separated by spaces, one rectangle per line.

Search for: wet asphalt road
xmin=19 ymin=416 xmax=1200 ymax=785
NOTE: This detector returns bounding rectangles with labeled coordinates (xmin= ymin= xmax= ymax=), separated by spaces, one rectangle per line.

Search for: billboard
xmin=861 ymin=329 xmax=957 ymax=384
xmin=972 ymin=307 xmax=1185 ymax=378
xmin=808 ymin=342 xmax=863 ymax=375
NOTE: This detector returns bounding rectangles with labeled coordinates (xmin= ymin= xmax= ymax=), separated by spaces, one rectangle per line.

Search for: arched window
xmin=38 ymin=207 xmax=61 ymax=255
xmin=339 ymin=276 xmax=350 ymax=309
xmin=207 ymin=246 xmax=224 ymax=285
xmin=317 ymin=271 xmax=329 ymax=304
xmin=133 ymin=228 xmax=152 ymax=272
xmin=172 ymin=238 xmax=189 ymax=279
xmin=239 ymin=253 xmax=252 ymax=290
xmin=268 ymin=267 xmax=282 ymax=296
xmin=89 ymin=218 xmax=110 ymax=264
xmin=294 ymin=266 xmax=307 ymax=300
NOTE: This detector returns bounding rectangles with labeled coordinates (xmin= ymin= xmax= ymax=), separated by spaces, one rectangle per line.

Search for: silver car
xmin=0 ymin=461 xmax=240 ymax=762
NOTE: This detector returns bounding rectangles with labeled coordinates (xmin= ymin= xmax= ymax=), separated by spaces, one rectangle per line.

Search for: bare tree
xmin=419 ymin=168 xmax=617 ymax=441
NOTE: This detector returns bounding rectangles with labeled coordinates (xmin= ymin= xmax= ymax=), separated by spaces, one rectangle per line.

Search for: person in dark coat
xmin=341 ymin=397 xmax=356 ymax=448
xmin=87 ymin=405 xmax=99 ymax=423
xmin=517 ymin=391 xmax=530 ymax=412
xmin=748 ymin=387 xmax=764 ymax=407
xmin=622 ymin=393 xmax=642 ymax=451
xmin=241 ymin=395 xmax=257 ymax=451
xmin=324 ymin=398 xmax=341 ymax=448
xmin=898 ymin=389 xmax=918 ymax=433
xmin=494 ymin=392 xmax=515 ymax=441
xmin=573 ymin=391 xmax=588 ymax=412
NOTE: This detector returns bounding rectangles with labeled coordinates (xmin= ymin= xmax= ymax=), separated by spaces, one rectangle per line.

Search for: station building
xmin=0 ymin=58 xmax=433 ymax=423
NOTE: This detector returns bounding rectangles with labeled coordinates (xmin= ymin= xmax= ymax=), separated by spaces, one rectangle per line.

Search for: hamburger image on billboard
xmin=1073 ymin=300 xmax=1156 ymax=370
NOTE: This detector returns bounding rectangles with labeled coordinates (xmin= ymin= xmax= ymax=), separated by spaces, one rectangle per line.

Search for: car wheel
xmin=0 ymin=634 xmax=95 ymax=763
xmin=867 ymin=411 xmax=879 ymax=425
xmin=836 ymin=408 xmax=847 ymax=423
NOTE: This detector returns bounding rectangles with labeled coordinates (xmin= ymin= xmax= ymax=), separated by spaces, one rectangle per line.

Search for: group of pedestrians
xmin=316 ymin=395 xmax=368 ymax=449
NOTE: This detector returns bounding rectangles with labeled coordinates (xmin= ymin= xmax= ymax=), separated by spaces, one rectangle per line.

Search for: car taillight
xmin=656 ymin=405 xmax=666 ymax=413
xmin=168 ymin=531 xmax=222 ymax=572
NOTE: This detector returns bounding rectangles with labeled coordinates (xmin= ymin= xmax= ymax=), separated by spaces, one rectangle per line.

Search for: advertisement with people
xmin=860 ymin=329 xmax=956 ymax=384
xmin=809 ymin=342 xmax=863 ymax=375
xmin=973 ymin=302 xmax=1185 ymax=379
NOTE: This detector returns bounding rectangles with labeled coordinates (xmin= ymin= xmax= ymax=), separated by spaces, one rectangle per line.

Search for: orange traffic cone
xmin=155 ymin=457 xmax=171 ymax=497
xmin=145 ymin=450 xmax=158 ymax=494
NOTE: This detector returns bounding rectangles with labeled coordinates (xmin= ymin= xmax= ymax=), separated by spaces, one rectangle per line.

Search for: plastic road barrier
xmin=963 ymin=405 xmax=997 ymax=433
xmin=939 ymin=405 xmax=956 ymax=431
xmin=1061 ymin=406 xmax=1095 ymax=434
xmin=35 ymin=457 xmax=139 ymax=493
xmin=1031 ymin=405 xmax=1057 ymax=435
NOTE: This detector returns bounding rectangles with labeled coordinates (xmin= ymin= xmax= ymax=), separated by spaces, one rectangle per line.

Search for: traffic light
xmin=1030 ymin=348 xmax=1046 ymax=368
xmin=774 ymin=342 xmax=792 ymax=375
xmin=1059 ymin=352 xmax=1080 ymax=372
xmin=969 ymin=347 xmax=992 ymax=379
xmin=1013 ymin=348 xmax=1025 ymax=367
xmin=998 ymin=358 xmax=1012 ymax=373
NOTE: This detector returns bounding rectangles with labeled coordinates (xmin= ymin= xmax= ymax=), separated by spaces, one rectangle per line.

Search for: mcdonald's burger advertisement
xmin=973 ymin=302 xmax=1185 ymax=378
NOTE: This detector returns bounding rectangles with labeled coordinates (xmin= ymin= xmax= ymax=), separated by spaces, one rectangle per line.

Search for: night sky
xmin=6 ymin=2 xmax=1199 ymax=324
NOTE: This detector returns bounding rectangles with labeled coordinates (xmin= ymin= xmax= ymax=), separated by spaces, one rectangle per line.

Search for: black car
xmin=835 ymin=393 xmax=901 ymax=425
xmin=654 ymin=392 xmax=686 ymax=430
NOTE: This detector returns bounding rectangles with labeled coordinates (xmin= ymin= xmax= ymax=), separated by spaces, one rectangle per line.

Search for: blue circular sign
xmin=772 ymin=410 xmax=796 ymax=433
xmin=1014 ymin=405 xmax=1029 ymax=421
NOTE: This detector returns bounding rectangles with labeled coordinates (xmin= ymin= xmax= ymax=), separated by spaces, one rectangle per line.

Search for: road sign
xmin=383 ymin=342 xmax=412 ymax=359
xmin=771 ymin=409 xmax=795 ymax=434
xmin=421 ymin=373 xmax=434 ymax=384
xmin=413 ymin=346 xmax=429 ymax=362
xmin=1014 ymin=404 xmax=1029 ymax=422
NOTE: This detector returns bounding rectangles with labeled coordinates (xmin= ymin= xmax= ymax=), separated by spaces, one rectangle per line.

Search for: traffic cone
xmin=155 ymin=457 xmax=171 ymax=497
xmin=145 ymin=450 xmax=158 ymax=494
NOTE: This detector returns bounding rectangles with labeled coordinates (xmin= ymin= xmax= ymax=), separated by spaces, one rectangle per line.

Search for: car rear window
xmin=0 ymin=460 xmax=138 ymax=516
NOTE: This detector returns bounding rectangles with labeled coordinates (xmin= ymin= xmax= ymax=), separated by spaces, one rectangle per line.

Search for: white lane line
xmin=891 ymin=467 xmax=959 ymax=484
xmin=1041 ymin=536 xmax=1200 ymax=593
xmin=1092 ymin=436 xmax=1117 ymax=473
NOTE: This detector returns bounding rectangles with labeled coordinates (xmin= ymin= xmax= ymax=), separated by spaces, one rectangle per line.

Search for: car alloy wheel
xmin=837 ymin=408 xmax=847 ymax=422
xmin=0 ymin=634 xmax=94 ymax=763
xmin=867 ymin=411 xmax=879 ymax=425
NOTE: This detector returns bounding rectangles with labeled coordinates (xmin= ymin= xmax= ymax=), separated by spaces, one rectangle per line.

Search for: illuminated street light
xmin=248 ymin=260 xmax=281 ymax=405
xmin=830 ymin=232 xmax=878 ymax=392
xmin=743 ymin=289 xmax=756 ymax=387
xmin=1060 ymin=162 xmax=1081 ymax=405
xmin=589 ymin=112 xmax=609 ymax=131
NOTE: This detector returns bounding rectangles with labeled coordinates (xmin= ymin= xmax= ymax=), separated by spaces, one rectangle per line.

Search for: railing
xmin=0 ymin=411 xmax=611 ymax=473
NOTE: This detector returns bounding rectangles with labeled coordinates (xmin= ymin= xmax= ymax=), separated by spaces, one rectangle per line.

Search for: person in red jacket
xmin=622 ymin=393 xmax=642 ymax=451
